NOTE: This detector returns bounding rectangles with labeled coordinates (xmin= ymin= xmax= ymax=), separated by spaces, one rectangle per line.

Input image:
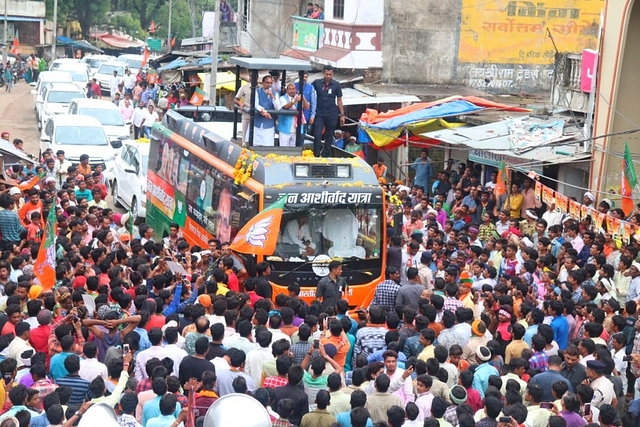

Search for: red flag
xmin=149 ymin=21 xmax=156 ymax=34
xmin=229 ymin=195 xmax=286 ymax=255
xmin=170 ymin=36 xmax=176 ymax=47
xmin=34 ymin=206 xmax=56 ymax=290
xmin=10 ymin=37 xmax=19 ymax=55
xmin=622 ymin=158 xmax=634 ymax=215
xmin=141 ymin=47 xmax=150 ymax=68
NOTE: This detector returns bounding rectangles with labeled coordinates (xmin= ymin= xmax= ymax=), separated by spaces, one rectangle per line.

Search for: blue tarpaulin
xmin=157 ymin=57 xmax=214 ymax=71
xmin=366 ymin=100 xmax=483 ymax=130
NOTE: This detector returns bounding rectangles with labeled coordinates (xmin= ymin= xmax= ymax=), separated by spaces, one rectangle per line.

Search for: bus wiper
xmin=278 ymin=260 xmax=314 ymax=278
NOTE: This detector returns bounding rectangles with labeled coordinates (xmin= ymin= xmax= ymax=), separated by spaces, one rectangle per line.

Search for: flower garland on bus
xmin=233 ymin=149 xmax=258 ymax=185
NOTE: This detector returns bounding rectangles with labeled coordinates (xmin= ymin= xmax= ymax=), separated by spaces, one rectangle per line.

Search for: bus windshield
xmin=274 ymin=204 xmax=383 ymax=262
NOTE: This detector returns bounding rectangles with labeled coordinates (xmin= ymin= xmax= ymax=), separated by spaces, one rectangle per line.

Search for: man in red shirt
xmin=243 ymin=278 xmax=263 ymax=308
xmin=2 ymin=304 xmax=22 ymax=336
xmin=222 ymin=257 xmax=240 ymax=292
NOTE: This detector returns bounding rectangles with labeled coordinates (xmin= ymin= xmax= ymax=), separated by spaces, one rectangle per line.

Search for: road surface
xmin=0 ymin=80 xmax=125 ymax=213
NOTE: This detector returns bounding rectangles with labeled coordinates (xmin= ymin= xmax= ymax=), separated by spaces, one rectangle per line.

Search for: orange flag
xmin=34 ymin=206 xmax=56 ymax=290
xmin=149 ymin=21 xmax=156 ymax=34
xmin=494 ymin=161 xmax=507 ymax=197
xmin=18 ymin=172 xmax=44 ymax=192
xmin=229 ymin=195 xmax=286 ymax=255
xmin=141 ymin=47 xmax=150 ymax=68
xmin=10 ymin=37 xmax=19 ymax=55
xmin=189 ymin=87 xmax=204 ymax=106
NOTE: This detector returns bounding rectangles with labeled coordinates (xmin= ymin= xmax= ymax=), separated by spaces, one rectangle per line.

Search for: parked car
xmin=112 ymin=139 xmax=149 ymax=221
xmin=116 ymin=54 xmax=144 ymax=74
xmin=49 ymin=58 xmax=81 ymax=71
xmin=38 ymin=83 xmax=86 ymax=130
xmin=40 ymin=115 xmax=115 ymax=182
xmin=31 ymin=71 xmax=74 ymax=121
xmin=56 ymin=63 xmax=91 ymax=90
xmin=67 ymin=98 xmax=130 ymax=146
xmin=93 ymin=61 xmax=126 ymax=94
xmin=80 ymin=54 xmax=116 ymax=75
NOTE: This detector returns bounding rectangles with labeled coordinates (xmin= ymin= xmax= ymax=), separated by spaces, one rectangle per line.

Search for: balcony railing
xmin=291 ymin=16 xmax=324 ymax=52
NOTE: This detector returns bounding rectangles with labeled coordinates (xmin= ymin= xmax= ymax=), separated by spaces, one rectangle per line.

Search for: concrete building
xmin=590 ymin=0 xmax=638 ymax=201
xmin=2 ymin=0 xmax=46 ymax=54
xmin=249 ymin=0 xmax=605 ymax=94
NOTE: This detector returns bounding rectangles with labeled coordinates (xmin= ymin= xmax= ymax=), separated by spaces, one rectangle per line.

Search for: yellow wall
xmin=457 ymin=0 xmax=604 ymax=92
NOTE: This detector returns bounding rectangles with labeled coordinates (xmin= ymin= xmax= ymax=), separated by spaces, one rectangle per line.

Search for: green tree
xmin=61 ymin=0 xmax=111 ymax=40
xmin=106 ymin=13 xmax=145 ymax=38
xmin=127 ymin=0 xmax=165 ymax=32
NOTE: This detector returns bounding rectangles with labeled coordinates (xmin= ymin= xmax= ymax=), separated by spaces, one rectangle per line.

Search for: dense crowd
xmin=0 ymin=136 xmax=637 ymax=427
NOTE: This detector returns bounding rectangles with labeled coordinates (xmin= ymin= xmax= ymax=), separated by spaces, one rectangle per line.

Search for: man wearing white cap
xmin=583 ymin=192 xmax=596 ymax=208
xmin=8 ymin=187 xmax=23 ymax=213
xmin=626 ymin=262 xmax=640 ymax=303
xmin=520 ymin=209 xmax=538 ymax=237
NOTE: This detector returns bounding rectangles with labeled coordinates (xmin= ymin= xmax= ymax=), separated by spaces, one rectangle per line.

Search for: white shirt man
xmin=281 ymin=217 xmax=316 ymax=255
xmin=123 ymin=71 xmax=136 ymax=91
xmin=79 ymin=355 xmax=108 ymax=382
xmin=132 ymin=105 xmax=146 ymax=128
xmin=275 ymin=84 xmax=303 ymax=147
xmin=109 ymin=72 xmax=123 ymax=99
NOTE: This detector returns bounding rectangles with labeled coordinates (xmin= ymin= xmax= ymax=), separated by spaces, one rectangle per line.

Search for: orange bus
xmin=145 ymin=109 xmax=386 ymax=309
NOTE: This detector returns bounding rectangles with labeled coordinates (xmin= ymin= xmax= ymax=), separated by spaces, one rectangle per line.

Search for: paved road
xmin=0 ymin=80 xmax=126 ymax=213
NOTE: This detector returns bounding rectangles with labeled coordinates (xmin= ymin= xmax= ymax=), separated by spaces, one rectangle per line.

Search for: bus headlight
xmin=294 ymin=164 xmax=309 ymax=178
xmin=336 ymin=165 xmax=350 ymax=178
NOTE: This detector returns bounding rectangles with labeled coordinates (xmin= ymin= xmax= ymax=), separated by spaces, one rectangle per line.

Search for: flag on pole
xmin=494 ymin=161 xmax=508 ymax=197
xmin=170 ymin=36 xmax=176 ymax=47
xmin=229 ymin=195 xmax=287 ymax=255
xmin=18 ymin=172 xmax=45 ymax=192
xmin=10 ymin=37 xmax=19 ymax=56
xmin=622 ymin=141 xmax=636 ymax=215
xmin=34 ymin=206 xmax=56 ymax=290
xmin=189 ymin=87 xmax=205 ymax=106
xmin=141 ymin=46 xmax=150 ymax=68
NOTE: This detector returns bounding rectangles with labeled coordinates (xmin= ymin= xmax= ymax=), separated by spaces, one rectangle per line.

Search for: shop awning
xmin=422 ymin=118 xmax=591 ymax=173
xmin=56 ymin=36 xmax=103 ymax=53
xmin=358 ymin=96 xmax=530 ymax=150
xmin=197 ymin=71 xmax=237 ymax=91
xmin=93 ymin=32 xmax=144 ymax=49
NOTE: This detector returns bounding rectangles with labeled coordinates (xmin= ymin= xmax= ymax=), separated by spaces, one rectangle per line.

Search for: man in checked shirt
xmin=370 ymin=267 xmax=401 ymax=313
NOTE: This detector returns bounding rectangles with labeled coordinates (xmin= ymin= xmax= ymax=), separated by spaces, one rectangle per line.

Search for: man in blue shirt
xmin=311 ymin=65 xmax=344 ymax=157
xmin=142 ymin=377 xmax=182 ymax=426
xmin=410 ymin=149 xmax=434 ymax=197
xmin=550 ymin=300 xmax=569 ymax=350
xmin=529 ymin=355 xmax=572 ymax=402
xmin=294 ymin=72 xmax=317 ymax=138
xmin=472 ymin=346 xmax=499 ymax=399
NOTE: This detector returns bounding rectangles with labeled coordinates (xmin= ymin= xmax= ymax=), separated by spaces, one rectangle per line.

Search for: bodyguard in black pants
xmin=311 ymin=65 xmax=345 ymax=157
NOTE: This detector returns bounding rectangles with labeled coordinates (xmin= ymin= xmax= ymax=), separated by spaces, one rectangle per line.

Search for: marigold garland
xmin=233 ymin=149 xmax=257 ymax=185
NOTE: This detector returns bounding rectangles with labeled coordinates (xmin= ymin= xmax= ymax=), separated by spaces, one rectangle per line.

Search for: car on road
xmin=67 ymin=98 xmax=130 ymax=147
xmin=49 ymin=58 xmax=81 ymax=71
xmin=31 ymin=71 xmax=74 ymax=121
xmin=56 ymin=63 xmax=91 ymax=90
xmin=116 ymin=54 xmax=144 ymax=74
xmin=81 ymin=54 xmax=116 ymax=75
xmin=112 ymin=139 xmax=149 ymax=221
xmin=93 ymin=61 xmax=126 ymax=94
xmin=38 ymin=83 xmax=86 ymax=130
xmin=40 ymin=115 xmax=115 ymax=182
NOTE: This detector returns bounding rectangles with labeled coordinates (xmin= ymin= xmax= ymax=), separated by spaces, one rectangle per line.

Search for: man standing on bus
xmin=312 ymin=65 xmax=345 ymax=157
xmin=316 ymin=260 xmax=347 ymax=310
xmin=253 ymin=75 xmax=277 ymax=146
xmin=295 ymin=72 xmax=317 ymax=138
xmin=276 ymin=83 xmax=307 ymax=147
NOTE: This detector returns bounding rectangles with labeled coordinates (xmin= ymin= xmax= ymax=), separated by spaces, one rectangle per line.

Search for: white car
xmin=38 ymin=83 xmax=86 ymax=130
xmin=81 ymin=54 xmax=116 ymax=75
xmin=116 ymin=54 xmax=144 ymax=74
xmin=31 ymin=71 xmax=74 ymax=120
xmin=40 ymin=115 xmax=115 ymax=182
xmin=56 ymin=63 xmax=91 ymax=90
xmin=49 ymin=58 xmax=81 ymax=71
xmin=67 ymin=98 xmax=130 ymax=146
xmin=112 ymin=139 xmax=149 ymax=221
xmin=93 ymin=61 xmax=126 ymax=94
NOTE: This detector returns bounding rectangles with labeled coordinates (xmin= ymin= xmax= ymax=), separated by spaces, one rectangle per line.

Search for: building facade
xmin=590 ymin=0 xmax=639 ymax=200
xmin=4 ymin=0 xmax=46 ymax=55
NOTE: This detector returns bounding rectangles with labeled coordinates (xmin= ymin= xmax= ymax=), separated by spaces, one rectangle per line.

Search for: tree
xmin=62 ymin=0 xmax=111 ymax=40
xmin=128 ymin=0 xmax=165 ymax=32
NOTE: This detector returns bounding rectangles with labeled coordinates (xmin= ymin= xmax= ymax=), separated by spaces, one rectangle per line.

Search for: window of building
xmin=242 ymin=0 xmax=251 ymax=31
xmin=333 ymin=0 xmax=345 ymax=19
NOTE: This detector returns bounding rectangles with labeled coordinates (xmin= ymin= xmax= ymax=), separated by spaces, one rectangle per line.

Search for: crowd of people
xmin=0 ymin=121 xmax=637 ymax=427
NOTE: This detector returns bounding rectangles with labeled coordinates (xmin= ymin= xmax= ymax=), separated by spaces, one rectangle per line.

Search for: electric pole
xmin=3 ymin=0 xmax=7 ymax=65
xmin=167 ymin=0 xmax=172 ymax=52
xmin=51 ymin=0 xmax=58 ymax=60
xmin=208 ymin=0 xmax=220 ymax=105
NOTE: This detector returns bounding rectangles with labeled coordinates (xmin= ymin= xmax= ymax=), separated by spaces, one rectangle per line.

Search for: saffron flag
xmin=170 ymin=36 xmax=176 ymax=47
xmin=18 ymin=172 xmax=45 ymax=192
xmin=10 ymin=37 xmax=19 ymax=55
xmin=229 ymin=195 xmax=287 ymax=255
xmin=189 ymin=87 xmax=205 ymax=106
xmin=34 ymin=206 xmax=56 ymax=290
xmin=494 ymin=161 xmax=507 ymax=197
xmin=141 ymin=47 xmax=150 ymax=68
xmin=149 ymin=21 xmax=157 ymax=34
xmin=622 ymin=141 xmax=636 ymax=215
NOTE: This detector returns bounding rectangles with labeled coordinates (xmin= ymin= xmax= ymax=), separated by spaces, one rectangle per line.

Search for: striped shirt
xmin=56 ymin=375 xmax=90 ymax=404
xmin=0 ymin=208 xmax=26 ymax=242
